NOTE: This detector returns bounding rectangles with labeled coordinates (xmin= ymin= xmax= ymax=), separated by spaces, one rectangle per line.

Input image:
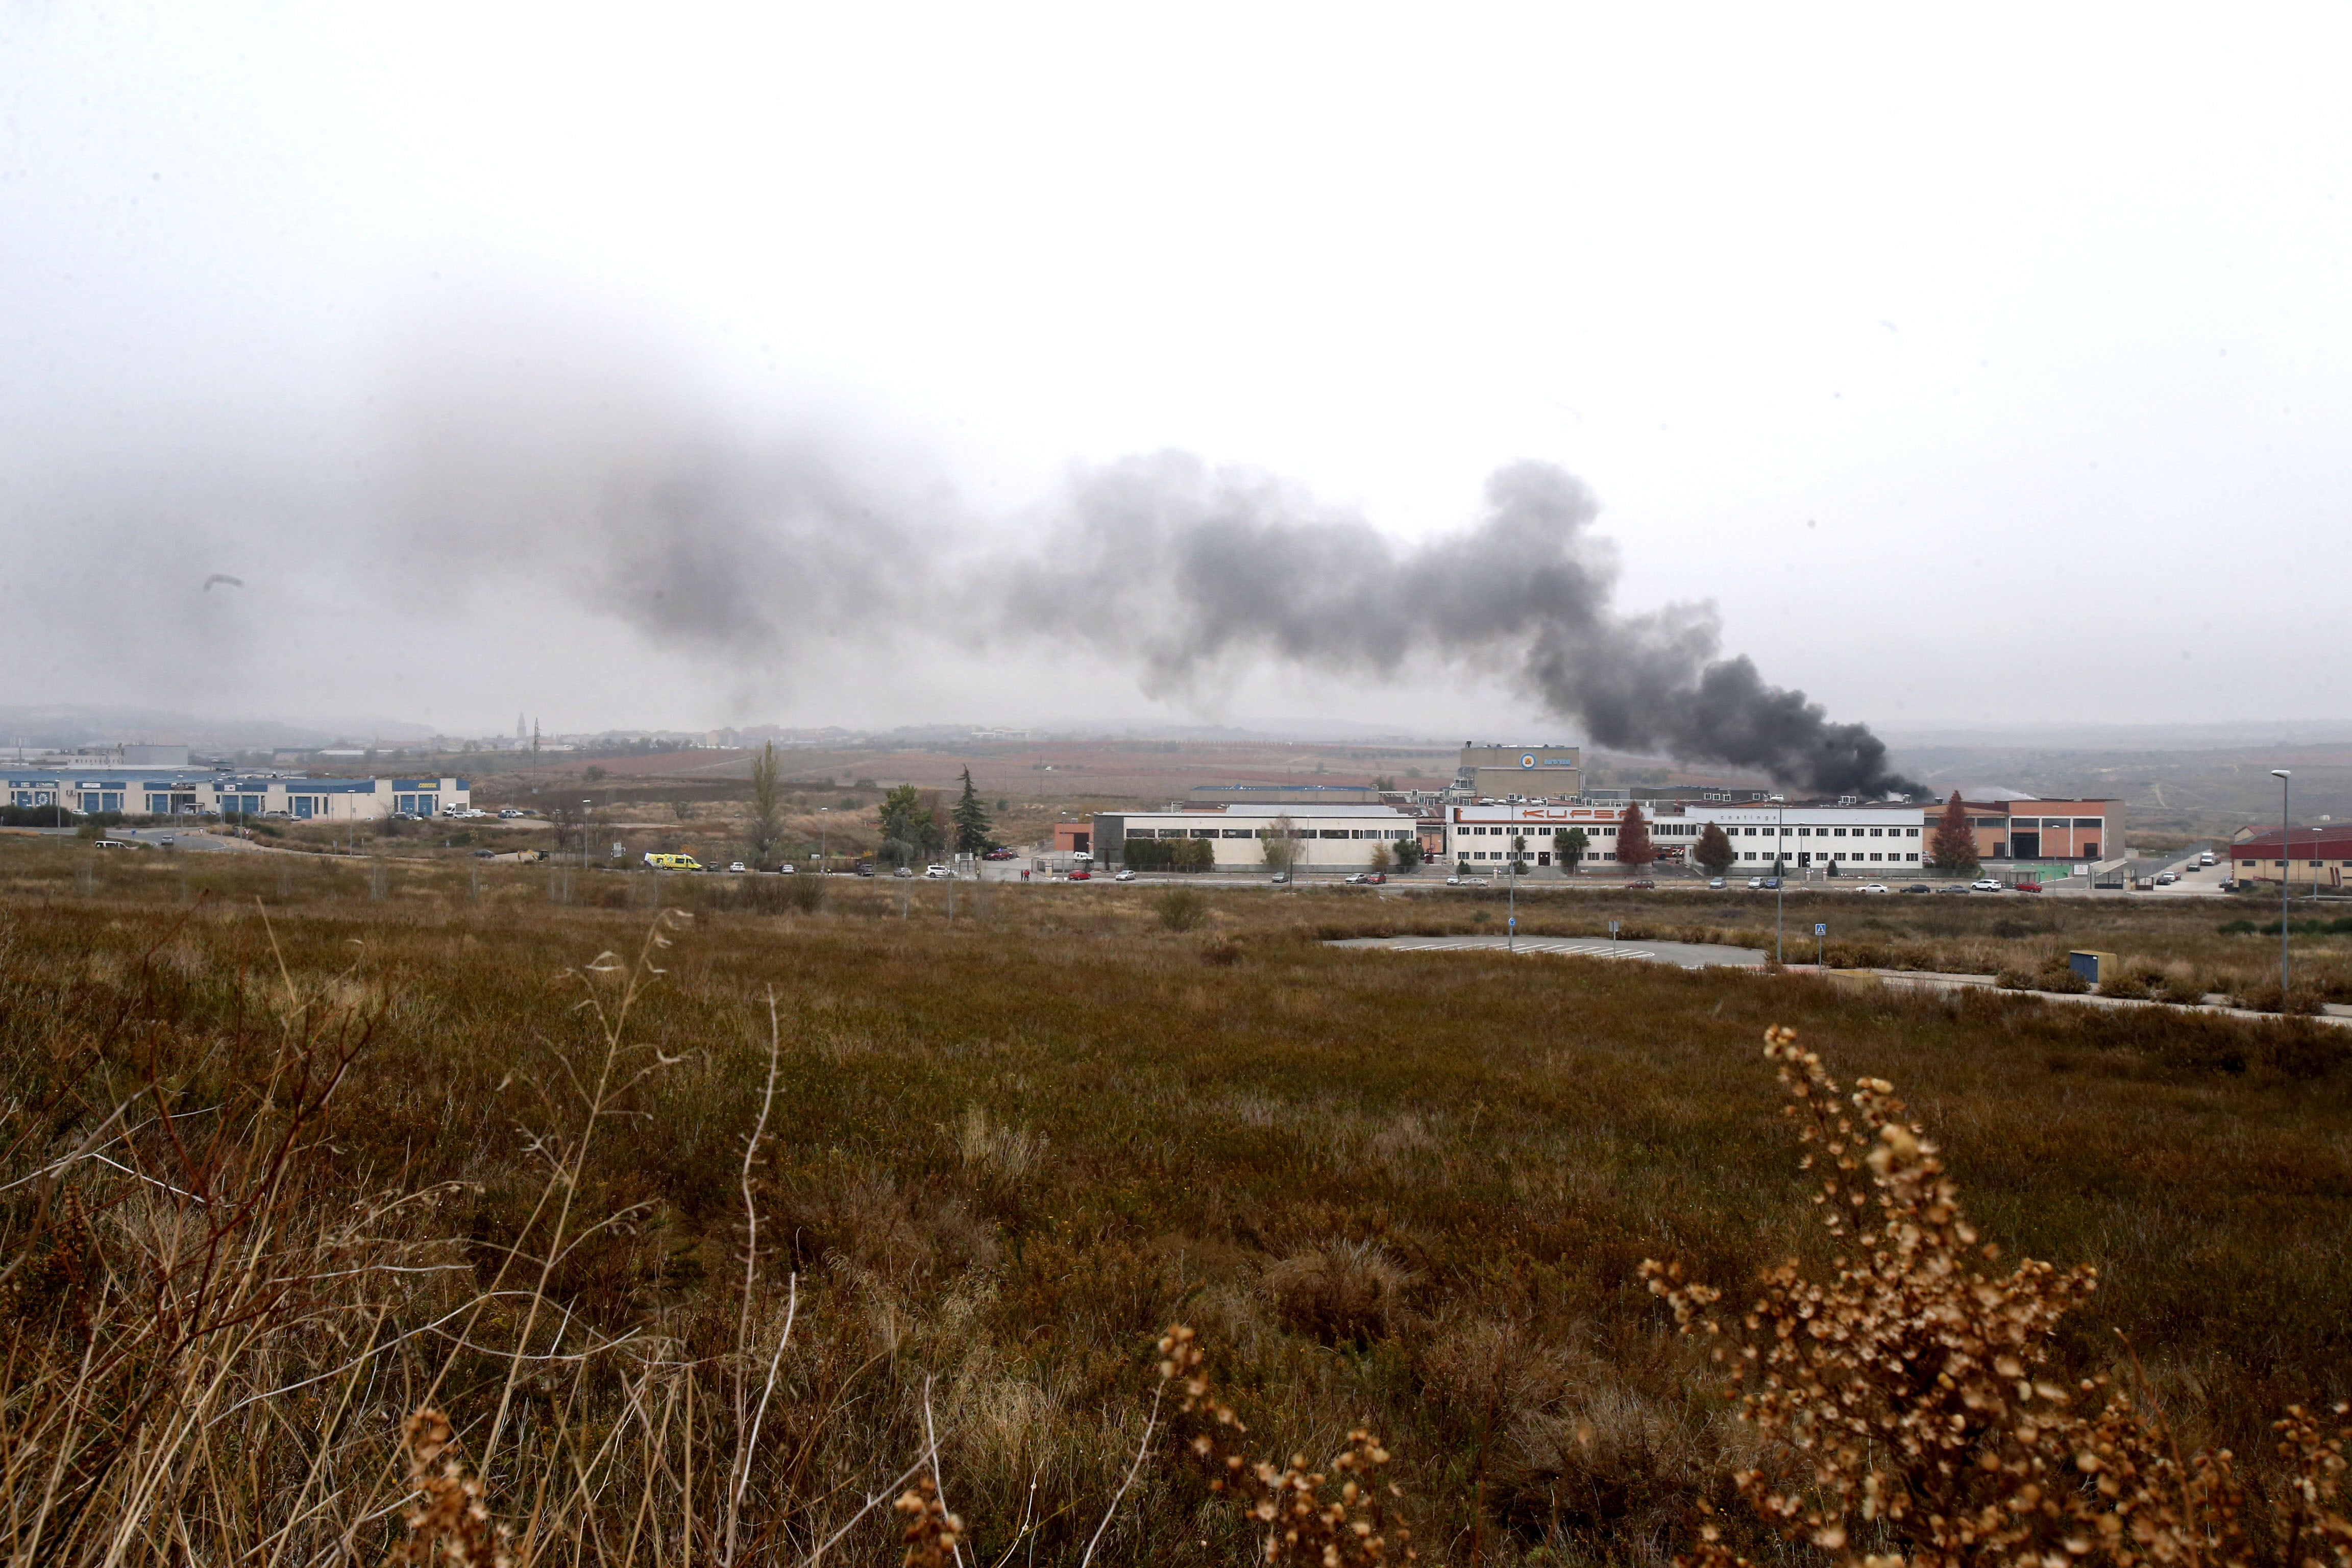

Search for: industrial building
xmin=1185 ymin=784 xmax=1385 ymax=805
xmin=2231 ymin=824 xmax=2352 ymax=890
xmin=1941 ymin=799 xmax=2123 ymax=863
xmin=2 ymin=770 xmax=470 ymax=821
xmin=1444 ymin=800 xmax=1929 ymax=870
xmin=1095 ymin=803 xmax=1420 ymax=872
xmin=1455 ymin=743 xmax=1581 ymax=799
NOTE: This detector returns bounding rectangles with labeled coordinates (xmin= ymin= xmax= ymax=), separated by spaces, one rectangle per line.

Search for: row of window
xmin=1728 ymin=825 xmax=1920 ymax=838
xmin=1459 ymin=847 xmax=1929 ymax=865
xmin=1455 ymin=824 xmax=1930 ymax=843
xmin=1462 ymin=824 xmax=1926 ymax=839
xmin=1743 ymin=850 xmax=1921 ymax=862
xmin=1125 ymin=826 xmax=1412 ymax=842
xmin=2242 ymin=859 xmax=2352 ymax=869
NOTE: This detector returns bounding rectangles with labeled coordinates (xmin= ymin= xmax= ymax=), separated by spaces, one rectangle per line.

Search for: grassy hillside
xmin=2 ymin=843 xmax=2347 ymax=1563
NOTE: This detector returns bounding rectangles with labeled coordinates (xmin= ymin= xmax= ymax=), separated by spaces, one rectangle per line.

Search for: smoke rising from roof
xmin=374 ymin=309 xmax=1917 ymax=793
xmin=1016 ymin=454 xmax=1921 ymax=798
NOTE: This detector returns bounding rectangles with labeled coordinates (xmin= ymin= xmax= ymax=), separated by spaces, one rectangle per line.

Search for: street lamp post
xmin=818 ymin=807 xmax=829 ymax=874
xmin=1774 ymin=795 xmax=1786 ymax=966
xmin=2272 ymin=769 xmax=2291 ymax=999
xmin=1507 ymin=796 xmax=1518 ymax=953
xmin=583 ymin=798 xmax=593 ymax=873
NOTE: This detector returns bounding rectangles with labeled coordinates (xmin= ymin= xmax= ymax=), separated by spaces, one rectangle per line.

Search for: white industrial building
xmin=1444 ymin=800 xmax=1928 ymax=870
xmin=1095 ymin=804 xmax=1420 ymax=872
xmin=3 ymin=770 xmax=470 ymax=822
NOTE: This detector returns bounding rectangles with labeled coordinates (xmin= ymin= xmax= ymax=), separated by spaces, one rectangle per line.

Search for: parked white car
xmin=727 ymin=862 xmax=748 ymax=873
xmin=924 ymin=864 xmax=950 ymax=878
xmin=774 ymin=863 xmax=796 ymax=874
xmin=1855 ymin=883 xmax=1891 ymax=894
xmin=1971 ymin=878 xmax=2005 ymax=892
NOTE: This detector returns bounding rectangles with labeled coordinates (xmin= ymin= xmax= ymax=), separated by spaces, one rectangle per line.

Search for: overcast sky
xmin=4 ymin=6 xmax=2347 ymax=743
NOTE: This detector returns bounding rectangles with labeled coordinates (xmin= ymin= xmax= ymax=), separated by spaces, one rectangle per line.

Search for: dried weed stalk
xmin=1156 ymin=1322 xmax=1417 ymax=1565
xmin=386 ymin=1407 xmax=511 ymax=1568
xmin=893 ymin=1474 xmax=963 ymax=1567
xmin=1644 ymin=1024 xmax=2352 ymax=1568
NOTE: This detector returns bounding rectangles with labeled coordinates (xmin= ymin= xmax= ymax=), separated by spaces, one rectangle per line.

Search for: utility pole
xmin=2272 ymin=769 xmax=2291 ymax=999
xmin=1774 ymin=795 xmax=1786 ymax=966
xmin=1507 ymin=795 xmax=1518 ymax=953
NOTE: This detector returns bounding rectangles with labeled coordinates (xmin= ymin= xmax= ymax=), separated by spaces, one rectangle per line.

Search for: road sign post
xmin=1815 ymin=922 xmax=1827 ymax=966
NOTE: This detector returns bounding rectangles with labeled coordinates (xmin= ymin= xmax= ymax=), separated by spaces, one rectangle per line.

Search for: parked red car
xmin=1067 ymin=869 xmax=1092 ymax=880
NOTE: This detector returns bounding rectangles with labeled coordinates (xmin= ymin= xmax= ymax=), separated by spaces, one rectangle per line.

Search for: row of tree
xmin=740 ymin=745 xmax=1003 ymax=871
xmin=1455 ymin=794 xmax=1983 ymax=878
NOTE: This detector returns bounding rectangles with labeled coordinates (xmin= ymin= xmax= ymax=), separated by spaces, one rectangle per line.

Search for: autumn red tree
xmin=1615 ymin=801 xmax=1657 ymax=870
xmin=1693 ymin=819 xmax=1735 ymax=874
xmin=1929 ymin=789 xmax=1979 ymax=872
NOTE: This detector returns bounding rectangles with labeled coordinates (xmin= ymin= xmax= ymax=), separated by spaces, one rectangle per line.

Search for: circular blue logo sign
xmin=1520 ymin=754 xmax=1537 ymax=768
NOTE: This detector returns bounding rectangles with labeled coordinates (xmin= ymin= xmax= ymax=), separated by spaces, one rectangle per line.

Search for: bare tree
xmin=747 ymin=743 xmax=786 ymax=867
xmin=1261 ymin=813 xmax=1302 ymax=880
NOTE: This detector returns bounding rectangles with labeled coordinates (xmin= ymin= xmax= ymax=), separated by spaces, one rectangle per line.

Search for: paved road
xmin=11 ymin=825 xmax=265 ymax=853
xmin=1328 ymin=935 xmax=1765 ymax=969
xmin=2140 ymin=861 xmax=2234 ymax=898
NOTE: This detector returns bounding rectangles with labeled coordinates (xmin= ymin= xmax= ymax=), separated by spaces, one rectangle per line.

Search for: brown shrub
xmin=1200 ymin=935 xmax=1244 ymax=966
xmin=1156 ymin=887 xmax=1209 ymax=933
xmin=1646 ymin=1026 xmax=2352 ymax=1568
xmin=1263 ymin=1240 xmax=1416 ymax=1345
xmin=2235 ymin=977 xmax=2328 ymax=1015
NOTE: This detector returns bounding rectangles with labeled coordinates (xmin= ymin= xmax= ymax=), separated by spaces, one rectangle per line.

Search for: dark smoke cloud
xmin=376 ymin=305 xmax=946 ymax=670
xmin=1013 ymin=453 xmax=1921 ymax=797
xmin=374 ymin=310 xmax=1917 ymax=794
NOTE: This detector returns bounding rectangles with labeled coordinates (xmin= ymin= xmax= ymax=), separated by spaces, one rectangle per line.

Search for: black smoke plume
xmin=1013 ymin=453 xmax=1920 ymax=798
xmin=376 ymin=316 xmax=1917 ymax=795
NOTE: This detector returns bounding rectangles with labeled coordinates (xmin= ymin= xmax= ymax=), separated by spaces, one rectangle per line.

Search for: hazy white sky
xmin=4 ymin=6 xmax=2347 ymax=739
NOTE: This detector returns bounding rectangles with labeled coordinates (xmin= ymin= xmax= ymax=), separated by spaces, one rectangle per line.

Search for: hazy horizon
xmin=7 ymin=8 xmax=2349 ymax=771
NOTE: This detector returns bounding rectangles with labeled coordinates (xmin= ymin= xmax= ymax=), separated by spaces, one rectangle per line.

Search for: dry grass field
xmin=2 ymin=841 xmax=2347 ymax=1565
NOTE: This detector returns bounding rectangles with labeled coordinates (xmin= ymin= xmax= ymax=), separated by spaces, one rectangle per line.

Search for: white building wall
xmin=1446 ymin=802 xmax=1929 ymax=870
xmin=1102 ymin=806 xmax=1420 ymax=871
